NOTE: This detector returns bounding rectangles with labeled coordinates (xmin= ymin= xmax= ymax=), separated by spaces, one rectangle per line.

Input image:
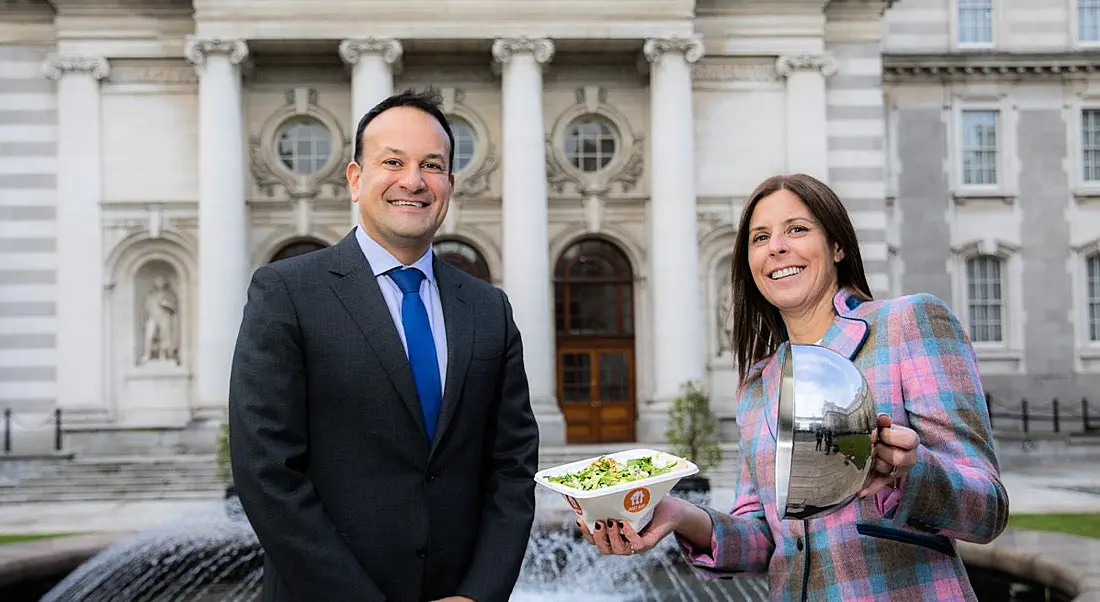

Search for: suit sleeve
xmin=229 ymin=266 xmax=388 ymax=601
xmin=675 ymin=384 xmax=774 ymax=578
xmin=456 ymin=289 xmax=540 ymax=602
xmin=890 ymin=293 xmax=1010 ymax=543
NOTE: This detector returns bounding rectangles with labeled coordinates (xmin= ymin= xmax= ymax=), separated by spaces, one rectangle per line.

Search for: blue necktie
xmin=388 ymin=267 xmax=442 ymax=442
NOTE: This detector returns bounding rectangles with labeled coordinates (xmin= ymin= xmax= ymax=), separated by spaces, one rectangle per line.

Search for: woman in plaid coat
xmin=580 ymin=173 xmax=1009 ymax=601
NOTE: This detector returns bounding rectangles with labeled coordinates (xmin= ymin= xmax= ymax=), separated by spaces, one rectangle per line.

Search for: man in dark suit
xmin=228 ymin=89 xmax=540 ymax=602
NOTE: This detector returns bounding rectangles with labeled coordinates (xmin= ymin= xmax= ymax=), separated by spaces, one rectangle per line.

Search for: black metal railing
xmin=2 ymin=408 xmax=63 ymax=454
xmin=985 ymin=394 xmax=1100 ymax=436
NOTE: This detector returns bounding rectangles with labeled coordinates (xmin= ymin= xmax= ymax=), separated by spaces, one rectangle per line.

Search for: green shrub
xmin=665 ymin=380 xmax=723 ymax=472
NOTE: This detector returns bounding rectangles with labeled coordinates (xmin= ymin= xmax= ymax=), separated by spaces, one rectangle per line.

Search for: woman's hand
xmin=577 ymin=496 xmax=687 ymax=556
xmin=859 ymin=413 xmax=920 ymax=499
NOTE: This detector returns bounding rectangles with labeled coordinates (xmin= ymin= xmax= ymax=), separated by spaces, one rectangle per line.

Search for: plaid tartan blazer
xmin=677 ymin=288 xmax=1010 ymax=601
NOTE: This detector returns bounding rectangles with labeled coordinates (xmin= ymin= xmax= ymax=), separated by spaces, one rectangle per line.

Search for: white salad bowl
xmin=534 ymin=448 xmax=699 ymax=533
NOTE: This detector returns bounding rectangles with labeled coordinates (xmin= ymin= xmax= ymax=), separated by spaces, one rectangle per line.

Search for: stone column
xmin=185 ymin=38 xmax=250 ymax=418
xmin=776 ymin=53 xmax=837 ymax=182
xmin=642 ymin=36 xmax=705 ymax=442
xmin=44 ymin=55 xmax=110 ymax=423
xmin=339 ymin=37 xmax=402 ymax=225
xmin=491 ymin=37 xmax=565 ymax=446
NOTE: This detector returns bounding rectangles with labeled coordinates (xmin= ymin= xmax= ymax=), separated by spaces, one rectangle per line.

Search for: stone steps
xmin=0 ymin=454 xmax=226 ymax=504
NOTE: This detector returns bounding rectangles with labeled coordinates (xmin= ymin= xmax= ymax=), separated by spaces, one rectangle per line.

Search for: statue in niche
xmin=138 ymin=276 xmax=179 ymax=365
xmin=717 ymin=277 xmax=735 ymax=355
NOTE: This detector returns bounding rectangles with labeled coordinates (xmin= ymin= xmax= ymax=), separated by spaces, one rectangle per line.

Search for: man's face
xmin=346 ymin=106 xmax=454 ymax=262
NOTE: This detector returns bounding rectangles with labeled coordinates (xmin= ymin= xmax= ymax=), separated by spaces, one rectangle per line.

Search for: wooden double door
xmin=557 ymin=340 xmax=635 ymax=444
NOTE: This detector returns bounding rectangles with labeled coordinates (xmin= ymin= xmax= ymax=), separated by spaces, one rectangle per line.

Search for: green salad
xmin=546 ymin=455 xmax=678 ymax=491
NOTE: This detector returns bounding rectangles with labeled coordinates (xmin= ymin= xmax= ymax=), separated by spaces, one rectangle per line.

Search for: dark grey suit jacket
xmin=228 ymin=229 xmax=540 ymax=602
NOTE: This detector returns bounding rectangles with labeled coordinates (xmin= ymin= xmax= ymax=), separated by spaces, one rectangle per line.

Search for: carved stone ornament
xmin=455 ymin=144 xmax=499 ymax=199
xmin=249 ymin=88 xmax=350 ymax=200
xmin=692 ymin=59 xmax=781 ymax=83
xmin=138 ymin=275 xmax=180 ymax=366
xmin=545 ymin=86 xmax=645 ymax=197
xmin=108 ymin=60 xmax=198 ymax=85
xmin=43 ymin=55 xmax=110 ymax=81
xmin=643 ymin=35 xmax=705 ymax=65
xmin=775 ymin=53 xmax=838 ymax=78
xmin=338 ymin=38 xmax=404 ymax=67
xmin=491 ymin=37 xmax=555 ymax=66
xmin=184 ymin=38 xmax=249 ymax=68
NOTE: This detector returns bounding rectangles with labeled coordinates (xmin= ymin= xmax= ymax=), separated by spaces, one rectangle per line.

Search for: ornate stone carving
xmin=43 ymin=55 xmax=110 ymax=81
xmin=108 ymin=60 xmax=197 ymax=85
xmin=693 ymin=59 xmax=781 ymax=83
xmin=775 ymin=53 xmax=838 ymax=78
xmin=607 ymin=136 xmax=645 ymax=193
xmin=138 ymin=275 xmax=179 ymax=365
xmin=338 ymin=38 xmax=404 ymax=67
xmin=717 ymin=263 xmax=735 ymax=355
xmin=545 ymin=135 xmax=582 ymax=194
xmin=643 ymin=36 xmax=705 ymax=65
xmin=455 ymin=143 xmax=499 ymax=199
xmin=184 ymin=38 xmax=249 ymax=68
xmin=249 ymin=87 xmax=349 ymax=200
xmin=491 ymin=37 xmax=555 ymax=66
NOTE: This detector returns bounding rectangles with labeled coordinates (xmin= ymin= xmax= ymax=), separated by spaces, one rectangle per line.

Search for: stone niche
xmin=109 ymin=241 xmax=193 ymax=428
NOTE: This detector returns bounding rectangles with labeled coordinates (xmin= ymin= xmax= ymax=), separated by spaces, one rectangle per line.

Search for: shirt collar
xmin=354 ymin=226 xmax=436 ymax=284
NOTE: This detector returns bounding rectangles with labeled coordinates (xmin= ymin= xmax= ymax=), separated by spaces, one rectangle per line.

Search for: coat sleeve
xmin=455 ymin=289 xmax=540 ymax=602
xmin=229 ymin=265 xmax=387 ymax=601
xmin=676 ymin=380 xmax=774 ymax=578
xmin=889 ymin=293 xmax=1010 ymax=543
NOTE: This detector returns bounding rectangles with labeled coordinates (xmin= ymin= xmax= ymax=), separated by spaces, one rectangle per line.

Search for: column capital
xmin=491 ymin=37 xmax=555 ymax=67
xmin=643 ymin=35 xmax=705 ymax=65
xmin=43 ymin=55 xmax=110 ymax=81
xmin=338 ymin=37 xmax=404 ymax=66
xmin=775 ymin=52 xmax=838 ymax=78
xmin=184 ymin=37 xmax=249 ymax=69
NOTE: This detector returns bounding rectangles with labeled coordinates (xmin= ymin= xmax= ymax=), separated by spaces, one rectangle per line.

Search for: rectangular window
xmin=961 ymin=110 xmax=999 ymax=186
xmin=1083 ymin=109 xmax=1100 ymax=182
xmin=966 ymin=256 xmax=1003 ymax=343
xmin=1089 ymin=255 xmax=1100 ymax=341
xmin=1081 ymin=0 xmax=1100 ymax=43
xmin=958 ymin=0 xmax=993 ymax=44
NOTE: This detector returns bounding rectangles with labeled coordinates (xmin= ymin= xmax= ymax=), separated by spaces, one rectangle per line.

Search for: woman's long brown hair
xmin=731 ymin=173 xmax=873 ymax=384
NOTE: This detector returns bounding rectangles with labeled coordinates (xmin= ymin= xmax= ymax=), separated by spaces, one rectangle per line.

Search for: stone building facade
xmin=0 ymin=0 xmax=1091 ymax=456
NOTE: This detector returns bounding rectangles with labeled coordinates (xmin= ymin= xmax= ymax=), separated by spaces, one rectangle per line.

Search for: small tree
xmin=215 ymin=418 xmax=233 ymax=486
xmin=665 ymin=380 xmax=723 ymax=473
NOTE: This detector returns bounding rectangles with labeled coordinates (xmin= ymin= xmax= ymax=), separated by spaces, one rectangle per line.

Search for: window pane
xmin=966 ymin=255 xmax=1004 ymax=343
xmin=961 ymin=110 xmax=998 ymax=186
xmin=958 ymin=0 xmax=993 ymax=44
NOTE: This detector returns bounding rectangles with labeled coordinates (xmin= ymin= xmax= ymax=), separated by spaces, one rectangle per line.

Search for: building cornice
xmin=884 ymin=52 xmax=1100 ymax=82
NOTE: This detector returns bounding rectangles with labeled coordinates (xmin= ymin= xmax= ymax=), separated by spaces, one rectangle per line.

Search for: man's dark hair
xmin=352 ymin=88 xmax=456 ymax=174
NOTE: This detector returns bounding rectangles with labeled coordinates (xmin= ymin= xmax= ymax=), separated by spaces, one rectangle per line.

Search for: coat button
xmin=796 ymin=537 xmax=804 ymax=552
xmin=416 ymin=546 xmax=427 ymax=559
xmin=426 ymin=473 xmax=436 ymax=483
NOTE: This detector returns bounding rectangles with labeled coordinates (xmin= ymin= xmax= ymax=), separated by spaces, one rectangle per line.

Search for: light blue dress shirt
xmin=355 ymin=226 xmax=448 ymax=392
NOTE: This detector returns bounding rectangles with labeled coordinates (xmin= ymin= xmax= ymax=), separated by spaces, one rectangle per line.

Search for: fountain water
xmin=39 ymin=490 xmax=769 ymax=602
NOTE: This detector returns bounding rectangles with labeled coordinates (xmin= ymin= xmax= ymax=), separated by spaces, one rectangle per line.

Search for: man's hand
xmin=432 ymin=597 xmax=475 ymax=602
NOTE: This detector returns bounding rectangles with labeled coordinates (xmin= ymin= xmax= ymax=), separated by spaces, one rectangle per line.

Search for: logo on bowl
xmin=623 ymin=487 xmax=651 ymax=513
xmin=564 ymin=495 xmax=583 ymax=515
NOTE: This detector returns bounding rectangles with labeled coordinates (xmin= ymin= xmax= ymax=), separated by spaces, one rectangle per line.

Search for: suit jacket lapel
xmin=431 ymin=258 xmax=472 ymax=457
xmin=328 ymin=231 xmax=428 ymax=443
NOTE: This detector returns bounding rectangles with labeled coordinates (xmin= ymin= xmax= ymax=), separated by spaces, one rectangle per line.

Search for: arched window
xmin=270 ymin=239 xmax=327 ymax=263
xmin=554 ymin=238 xmax=633 ymax=336
xmin=435 ymin=239 xmax=491 ymax=282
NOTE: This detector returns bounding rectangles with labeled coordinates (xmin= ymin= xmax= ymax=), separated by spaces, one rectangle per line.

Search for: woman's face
xmin=746 ymin=188 xmax=842 ymax=317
